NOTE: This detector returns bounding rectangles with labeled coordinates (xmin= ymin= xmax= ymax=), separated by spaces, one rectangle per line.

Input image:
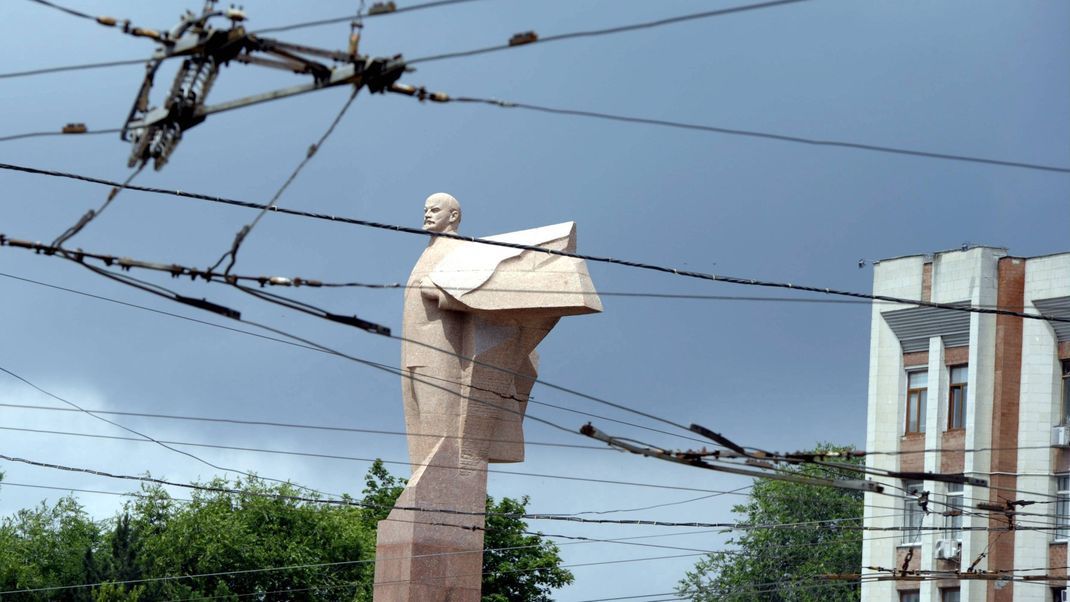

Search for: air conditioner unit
xmin=1053 ymin=425 xmax=1070 ymax=448
xmin=1060 ymin=588 xmax=1067 ymax=602
xmin=934 ymin=538 xmax=961 ymax=561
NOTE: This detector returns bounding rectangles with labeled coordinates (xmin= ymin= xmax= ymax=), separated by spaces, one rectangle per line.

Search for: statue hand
xmin=418 ymin=276 xmax=438 ymax=299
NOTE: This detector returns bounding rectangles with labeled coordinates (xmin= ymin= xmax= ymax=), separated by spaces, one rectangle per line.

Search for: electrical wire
xmin=230 ymin=281 xmax=701 ymax=439
xmin=23 ymin=0 xmax=173 ymax=42
xmin=0 ymin=250 xmax=1044 ymax=311
xmin=239 ymin=282 xmax=714 ymax=446
xmin=0 ymin=425 xmax=730 ymax=496
xmin=17 ymin=234 xmax=1028 ymax=310
xmin=0 ymin=480 xmax=726 ymax=553
xmin=565 ymin=486 xmax=752 ymax=517
xmin=0 ymin=521 xmax=690 ymax=599
xmin=0 ymin=546 xmax=704 ymax=599
xmin=434 ymin=95 xmax=1070 ymax=175
xmin=49 ymin=258 xmax=586 ymax=444
xmin=0 ymin=127 xmax=120 ymax=143
xmin=2 ymin=1 xmax=805 ymax=79
xmin=3 ymin=161 xmax=1065 ymax=324
xmin=628 ymin=439 xmax=1070 ymax=536
xmin=0 ymin=401 xmax=607 ymax=452
xmin=0 ymin=478 xmax=1019 ymax=581
xmin=243 ymin=297 xmax=713 ymax=447
xmin=576 ymin=595 xmax=683 ymax=602
xmin=331 ymin=281 xmax=877 ymax=304
xmin=0 ymin=480 xmax=194 ymax=502
xmin=7 ymin=264 xmax=1062 ymax=532
xmin=0 ymin=364 xmax=338 ymax=500
xmin=25 ymin=0 xmax=94 ymax=20
xmin=2 ymin=238 xmax=717 ymax=448
xmin=0 ymin=479 xmax=722 ymax=557
xmin=2 ymin=450 xmax=1044 ymax=537
xmin=0 ymin=268 xmax=714 ymax=449
xmin=7 ymin=260 xmax=1064 ymax=533
xmin=0 ymin=452 xmax=880 ymax=529
xmin=0 ymin=58 xmax=146 ymax=79
xmin=1 ymin=480 xmax=775 ymax=562
xmin=408 ymin=0 xmax=811 ymax=64
xmin=253 ymin=0 xmax=485 ymax=34
xmin=0 ymin=270 xmax=339 ymax=354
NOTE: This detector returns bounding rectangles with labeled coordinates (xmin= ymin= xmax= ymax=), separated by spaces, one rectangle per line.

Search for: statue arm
xmin=419 ymin=276 xmax=467 ymax=311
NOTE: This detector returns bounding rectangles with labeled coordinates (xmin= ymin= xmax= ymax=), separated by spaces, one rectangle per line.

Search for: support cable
xmin=208 ymin=87 xmax=360 ymax=275
xmin=51 ymin=165 xmax=144 ymax=247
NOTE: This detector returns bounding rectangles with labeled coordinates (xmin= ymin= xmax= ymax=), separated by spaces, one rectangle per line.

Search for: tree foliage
xmin=482 ymin=496 xmax=573 ymax=602
xmin=0 ymin=461 xmax=572 ymax=601
xmin=676 ymin=444 xmax=863 ymax=601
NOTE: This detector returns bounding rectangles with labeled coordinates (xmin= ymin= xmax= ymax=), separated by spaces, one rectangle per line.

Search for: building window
xmin=948 ymin=365 xmax=967 ymax=430
xmin=906 ymin=370 xmax=928 ymax=434
xmin=941 ymin=588 xmax=960 ymax=602
xmin=1056 ymin=475 xmax=1070 ymax=541
xmin=900 ymin=591 xmax=920 ymax=602
xmin=902 ymin=480 xmax=925 ymax=545
xmin=1061 ymin=360 xmax=1070 ymax=425
xmin=944 ymin=483 xmax=963 ymax=540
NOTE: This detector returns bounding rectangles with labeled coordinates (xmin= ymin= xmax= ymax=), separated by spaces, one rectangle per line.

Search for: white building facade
xmin=862 ymin=247 xmax=1070 ymax=602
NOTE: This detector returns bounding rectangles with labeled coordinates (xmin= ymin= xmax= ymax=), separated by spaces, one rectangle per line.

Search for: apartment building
xmin=862 ymin=246 xmax=1070 ymax=602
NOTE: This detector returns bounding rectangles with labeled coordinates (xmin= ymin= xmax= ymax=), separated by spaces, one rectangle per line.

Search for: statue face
xmin=423 ymin=197 xmax=458 ymax=233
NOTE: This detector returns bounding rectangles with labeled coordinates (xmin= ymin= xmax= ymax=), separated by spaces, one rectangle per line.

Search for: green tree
xmin=0 ymin=495 xmax=103 ymax=601
xmin=0 ymin=461 xmax=573 ymax=601
xmin=677 ymin=445 xmax=863 ymax=601
xmin=126 ymin=476 xmax=375 ymax=601
xmin=359 ymin=459 xmax=406 ymax=531
xmin=481 ymin=495 xmax=573 ymax=602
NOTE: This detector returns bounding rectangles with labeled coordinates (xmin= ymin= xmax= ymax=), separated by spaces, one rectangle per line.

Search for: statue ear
xmin=449 ymin=210 xmax=459 ymax=223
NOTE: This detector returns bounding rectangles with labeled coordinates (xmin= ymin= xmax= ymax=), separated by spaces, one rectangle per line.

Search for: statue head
xmin=423 ymin=192 xmax=461 ymax=233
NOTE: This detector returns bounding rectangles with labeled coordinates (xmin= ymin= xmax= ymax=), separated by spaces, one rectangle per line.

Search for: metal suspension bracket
xmin=120 ymin=3 xmax=407 ymax=171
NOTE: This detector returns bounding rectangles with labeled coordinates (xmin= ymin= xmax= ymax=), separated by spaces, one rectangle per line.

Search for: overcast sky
xmin=1 ymin=1 xmax=1068 ymax=600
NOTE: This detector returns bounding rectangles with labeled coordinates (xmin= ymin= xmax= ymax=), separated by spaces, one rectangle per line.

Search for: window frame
xmin=947 ymin=364 xmax=967 ymax=430
xmin=899 ymin=591 xmax=920 ymax=602
xmin=905 ymin=370 xmax=928 ymax=435
xmin=1056 ymin=474 xmax=1070 ymax=542
xmin=1061 ymin=360 xmax=1070 ymax=426
xmin=940 ymin=587 xmax=961 ymax=602
xmin=901 ymin=480 xmax=925 ymax=545
xmin=944 ymin=483 xmax=963 ymax=541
